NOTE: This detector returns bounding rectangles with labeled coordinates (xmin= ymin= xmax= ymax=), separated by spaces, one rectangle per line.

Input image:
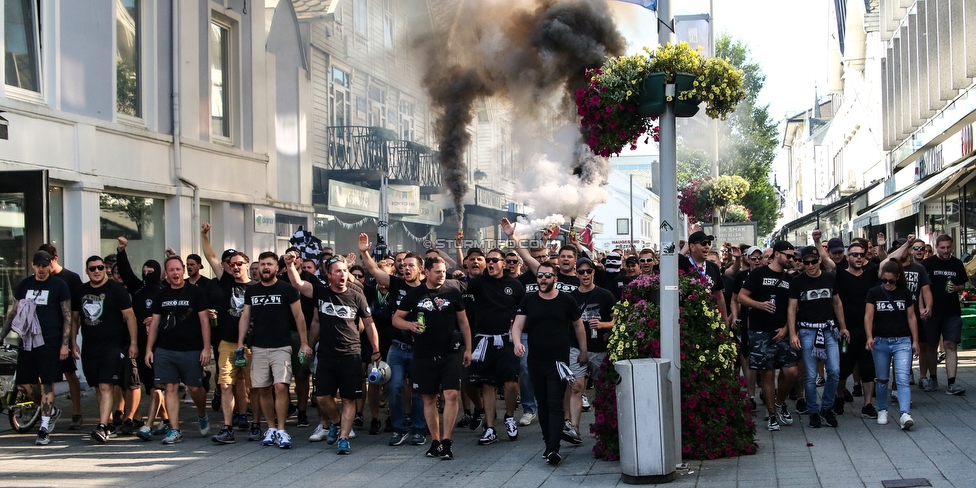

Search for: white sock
xmin=41 ymin=416 xmax=51 ymax=430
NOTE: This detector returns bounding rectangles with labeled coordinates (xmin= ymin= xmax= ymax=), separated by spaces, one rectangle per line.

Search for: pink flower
xmin=590 ymin=95 xmax=601 ymax=105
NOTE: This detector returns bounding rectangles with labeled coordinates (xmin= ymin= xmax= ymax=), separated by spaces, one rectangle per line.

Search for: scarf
xmin=799 ymin=320 xmax=838 ymax=360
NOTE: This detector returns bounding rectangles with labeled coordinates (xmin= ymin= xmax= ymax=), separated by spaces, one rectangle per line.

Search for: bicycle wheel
xmin=8 ymin=391 xmax=40 ymax=433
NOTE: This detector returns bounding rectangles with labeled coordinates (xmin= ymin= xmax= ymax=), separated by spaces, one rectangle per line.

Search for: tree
xmin=676 ymin=34 xmax=780 ymax=235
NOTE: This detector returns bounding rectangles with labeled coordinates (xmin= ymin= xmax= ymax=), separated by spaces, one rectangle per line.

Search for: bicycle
xmin=0 ymin=344 xmax=41 ymax=433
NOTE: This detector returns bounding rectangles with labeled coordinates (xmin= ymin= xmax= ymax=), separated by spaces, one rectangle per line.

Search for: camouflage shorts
xmin=748 ymin=329 xmax=798 ymax=371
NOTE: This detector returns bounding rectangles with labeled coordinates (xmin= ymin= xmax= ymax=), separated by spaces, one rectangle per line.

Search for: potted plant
xmin=577 ymin=42 xmax=745 ymax=157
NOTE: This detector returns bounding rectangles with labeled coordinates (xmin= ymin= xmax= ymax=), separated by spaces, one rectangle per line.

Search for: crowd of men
xmin=0 ymin=219 xmax=970 ymax=463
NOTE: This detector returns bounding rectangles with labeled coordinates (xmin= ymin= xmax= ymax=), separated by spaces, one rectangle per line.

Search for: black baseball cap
xmin=772 ymin=241 xmax=794 ymax=253
xmin=32 ymin=250 xmax=52 ymax=266
xmin=220 ymin=248 xmax=238 ymax=261
xmin=688 ymin=231 xmax=715 ymax=244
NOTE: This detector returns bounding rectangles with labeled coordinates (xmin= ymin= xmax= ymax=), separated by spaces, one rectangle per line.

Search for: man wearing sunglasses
xmin=201 ymin=223 xmax=256 ymax=442
xmin=834 ymin=242 xmax=880 ymax=419
xmin=921 ymin=234 xmax=968 ymax=396
xmin=72 ymin=255 xmax=139 ymax=443
xmin=501 ymin=219 xmax=580 ymax=294
xmin=679 ymin=231 xmax=729 ymax=322
xmin=738 ymin=241 xmax=798 ymax=432
xmin=275 ymin=247 xmax=320 ymax=430
xmin=787 ymin=246 xmax=851 ymax=428
xmin=729 ymin=246 xmax=764 ymax=409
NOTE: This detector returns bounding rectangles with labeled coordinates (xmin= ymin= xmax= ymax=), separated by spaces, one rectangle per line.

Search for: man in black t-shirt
xmin=277 ymin=247 xmax=321 ymax=429
xmin=738 ymin=241 xmax=798 ymax=432
xmin=71 ymin=255 xmax=138 ymax=443
xmin=788 ymin=246 xmax=850 ymax=429
xmin=393 ymin=257 xmax=472 ymax=460
xmin=201 ymin=223 xmax=256 ymax=440
xmin=39 ymin=243 xmax=85 ymax=431
xmin=835 ymin=242 xmax=879 ymax=418
xmin=2 ymin=250 xmax=72 ymax=445
xmin=512 ymin=262 xmax=586 ymax=466
xmin=922 ymin=234 xmax=969 ymax=395
xmin=288 ymin=254 xmax=378 ymax=455
xmin=222 ymin=252 xmax=310 ymax=448
xmin=146 ymin=256 xmax=213 ymax=444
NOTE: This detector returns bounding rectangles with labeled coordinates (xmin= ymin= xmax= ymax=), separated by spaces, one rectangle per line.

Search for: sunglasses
xmin=639 ymin=258 xmax=655 ymax=263
xmin=695 ymin=241 xmax=712 ymax=247
xmin=351 ymin=274 xmax=364 ymax=279
xmin=536 ymin=272 xmax=555 ymax=279
xmin=880 ymin=278 xmax=897 ymax=284
xmin=577 ymin=268 xmax=594 ymax=275
xmin=802 ymin=260 xmax=819 ymax=266
xmin=912 ymin=246 xmax=925 ymax=251
xmin=749 ymin=256 xmax=762 ymax=261
xmin=88 ymin=265 xmax=105 ymax=272
xmin=486 ymin=257 xmax=503 ymax=263
xmin=229 ymin=262 xmax=247 ymax=268
xmin=506 ymin=260 xmax=519 ymax=265
xmin=849 ymin=252 xmax=865 ymax=258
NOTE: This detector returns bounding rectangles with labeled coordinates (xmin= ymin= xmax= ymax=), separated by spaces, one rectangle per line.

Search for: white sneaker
xmin=877 ymin=410 xmax=888 ymax=425
xmin=518 ymin=413 xmax=536 ymax=426
xmin=309 ymin=424 xmax=327 ymax=442
xmin=262 ymin=428 xmax=278 ymax=446
xmin=349 ymin=428 xmax=356 ymax=439
xmin=581 ymin=395 xmax=591 ymax=412
xmin=899 ymin=413 xmax=914 ymax=430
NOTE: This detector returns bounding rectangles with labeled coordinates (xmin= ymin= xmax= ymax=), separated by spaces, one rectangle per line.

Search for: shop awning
xmin=868 ymin=156 xmax=975 ymax=225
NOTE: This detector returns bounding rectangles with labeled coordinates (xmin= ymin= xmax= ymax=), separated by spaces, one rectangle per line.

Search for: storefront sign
xmin=328 ymin=180 xmax=379 ymax=217
xmin=701 ymin=222 xmax=758 ymax=246
xmin=253 ymin=207 xmax=276 ymax=234
xmin=402 ymin=200 xmax=443 ymax=225
xmin=388 ymin=184 xmax=420 ymax=215
xmin=475 ymin=186 xmax=507 ymax=210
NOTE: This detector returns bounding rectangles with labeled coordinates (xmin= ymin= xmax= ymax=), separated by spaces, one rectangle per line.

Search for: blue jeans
xmin=872 ymin=336 xmax=912 ymax=415
xmin=519 ymin=333 xmax=537 ymax=415
xmin=798 ymin=328 xmax=839 ymax=414
xmin=387 ymin=345 xmax=426 ymax=433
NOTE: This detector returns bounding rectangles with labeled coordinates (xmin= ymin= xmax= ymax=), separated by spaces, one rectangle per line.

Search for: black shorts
xmin=412 ymin=353 xmax=462 ymax=395
xmin=922 ymin=315 xmax=962 ymax=345
xmin=748 ymin=329 xmax=798 ymax=371
xmin=118 ymin=356 xmax=141 ymax=390
xmin=839 ymin=332 xmax=876 ymax=382
xmin=137 ymin=353 xmax=158 ymax=392
xmin=60 ymin=356 xmax=78 ymax=375
xmin=82 ymin=351 xmax=122 ymax=386
xmin=468 ymin=336 xmax=519 ymax=387
xmin=16 ymin=343 xmax=62 ymax=385
xmin=315 ymin=354 xmax=363 ymax=400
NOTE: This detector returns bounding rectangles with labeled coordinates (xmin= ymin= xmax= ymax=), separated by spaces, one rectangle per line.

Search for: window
xmin=116 ymin=0 xmax=141 ymax=117
xmin=4 ymin=0 xmax=41 ymax=92
xmin=617 ymin=218 xmax=629 ymax=235
xmin=99 ymin=192 xmax=165 ymax=271
xmin=383 ymin=15 xmax=394 ymax=50
xmin=354 ymin=0 xmax=367 ymax=36
xmin=210 ymin=21 xmax=231 ymax=139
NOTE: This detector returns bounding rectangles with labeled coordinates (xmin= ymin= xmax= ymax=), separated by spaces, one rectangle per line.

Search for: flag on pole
xmin=615 ymin=0 xmax=657 ymax=11
xmin=580 ymin=220 xmax=594 ymax=251
xmin=549 ymin=224 xmax=560 ymax=239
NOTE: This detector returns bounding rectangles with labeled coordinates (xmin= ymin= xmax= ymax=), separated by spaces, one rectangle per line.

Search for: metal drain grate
xmin=881 ymin=479 xmax=931 ymax=488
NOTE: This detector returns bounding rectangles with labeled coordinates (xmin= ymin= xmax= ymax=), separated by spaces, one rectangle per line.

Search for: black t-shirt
xmin=215 ymin=273 xmax=250 ymax=343
xmin=15 ymin=275 xmax=72 ymax=343
xmin=73 ymin=281 xmax=132 ymax=351
xmin=789 ymin=272 xmax=838 ymax=327
xmin=742 ymin=266 xmax=791 ymax=332
xmin=386 ymin=275 xmax=422 ymax=343
xmin=522 ymin=270 xmax=580 ymax=294
xmin=52 ymin=267 xmax=83 ymax=299
xmin=151 ymin=284 xmax=209 ymax=352
xmin=569 ymin=286 xmax=616 ymax=353
xmin=922 ymin=256 xmax=968 ymax=318
xmin=518 ymin=292 xmax=581 ymax=369
xmin=866 ymin=286 xmax=914 ymax=338
xmin=246 ymin=280 xmax=300 ymax=348
xmin=902 ymin=261 xmax=931 ymax=322
xmin=594 ymin=270 xmax=623 ymax=301
xmin=679 ymin=255 xmax=724 ymax=293
xmin=732 ymin=269 xmax=752 ymax=324
xmin=460 ymin=274 xmax=525 ymax=335
xmin=398 ymin=285 xmax=465 ymax=358
xmin=836 ymin=268 xmax=878 ymax=333
xmin=278 ymin=270 xmax=318 ymax=331
xmin=313 ymin=285 xmax=371 ymax=357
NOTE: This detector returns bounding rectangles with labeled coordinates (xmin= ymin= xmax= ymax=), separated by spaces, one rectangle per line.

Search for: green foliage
xmin=677 ymin=147 xmax=712 ymax=187
xmin=116 ymin=60 xmax=139 ymax=116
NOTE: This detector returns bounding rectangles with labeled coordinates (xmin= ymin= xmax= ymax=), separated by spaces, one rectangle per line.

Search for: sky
xmin=607 ymin=0 xmax=830 ymax=175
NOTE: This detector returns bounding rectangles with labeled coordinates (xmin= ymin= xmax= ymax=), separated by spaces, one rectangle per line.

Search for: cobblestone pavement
xmin=1 ymin=351 xmax=974 ymax=487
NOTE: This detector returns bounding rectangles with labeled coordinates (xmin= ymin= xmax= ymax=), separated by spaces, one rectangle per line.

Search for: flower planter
xmin=636 ymin=72 xmax=700 ymax=118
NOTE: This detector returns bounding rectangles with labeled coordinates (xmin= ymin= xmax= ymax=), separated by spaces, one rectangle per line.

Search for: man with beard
xmin=680 ymin=232 xmax=729 ymax=321
xmin=512 ymin=262 xmax=587 ymax=466
xmin=834 ymin=242 xmax=879 ymax=418
xmin=200 ymin=223 xmax=255 ymax=440
xmin=393 ymin=257 xmax=472 ymax=460
xmin=881 ymin=237 xmax=934 ymax=389
xmin=456 ymin=248 xmax=525 ymax=445
xmin=221 ymin=252 xmax=311 ymax=448
xmin=115 ymin=237 xmax=168 ymax=439
xmin=145 ymin=256 xmax=213 ymax=444
xmin=456 ymin=247 xmax=488 ymax=430
xmin=357 ymin=235 xmax=428 ymax=446
xmin=922 ymin=234 xmax=968 ymax=395
xmin=71 ymin=256 xmax=138 ymax=443
xmin=276 ymin=247 xmax=320 ymax=429
xmin=288 ymin=255 xmax=379 ymax=454
xmin=501 ymin=219 xmax=579 ymax=294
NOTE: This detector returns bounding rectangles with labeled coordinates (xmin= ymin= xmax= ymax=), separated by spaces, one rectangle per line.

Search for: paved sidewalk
xmin=0 ymin=351 xmax=974 ymax=487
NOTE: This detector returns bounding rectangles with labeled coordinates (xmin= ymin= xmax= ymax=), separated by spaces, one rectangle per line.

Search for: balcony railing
xmin=326 ymin=126 xmax=440 ymax=188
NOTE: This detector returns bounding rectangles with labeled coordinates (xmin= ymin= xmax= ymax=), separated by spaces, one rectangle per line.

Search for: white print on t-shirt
xmin=800 ymin=288 xmax=832 ymax=301
xmin=760 ymin=278 xmax=791 ymax=289
xmin=229 ymin=287 xmax=246 ymax=317
xmin=876 ymin=300 xmax=907 ymax=312
xmin=319 ymin=301 xmax=358 ymax=319
xmin=932 ymin=270 xmax=957 ymax=278
xmin=81 ymin=293 xmax=106 ymax=325
xmin=25 ymin=289 xmax=50 ymax=305
xmin=904 ymin=271 xmax=920 ymax=292
xmin=250 ymin=295 xmax=282 ymax=306
xmin=418 ymin=297 xmax=452 ymax=312
xmin=161 ymin=299 xmax=191 ymax=307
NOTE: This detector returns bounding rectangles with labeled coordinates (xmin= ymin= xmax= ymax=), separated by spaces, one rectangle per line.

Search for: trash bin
xmin=615 ymin=358 xmax=677 ymax=484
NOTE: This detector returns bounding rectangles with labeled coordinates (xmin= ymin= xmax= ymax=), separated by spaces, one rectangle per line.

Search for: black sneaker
xmin=469 ymin=411 xmax=485 ymax=431
xmin=297 ymin=411 xmax=310 ymax=428
xmin=832 ymin=398 xmax=845 ymax=416
xmin=35 ymin=427 xmax=51 ymax=445
xmin=795 ymin=398 xmax=808 ymax=415
xmin=288 ymin=403 xmax=299 ymax=418
xmin=212 ymin=392 xmax=221 ymax=413
xmin=843 ymin=388 xmax=854 ymax=403
xmin=91 ymin=424 xmax=108 ymax=443
xmin=821 ymin=409 xmax=838 ymax=428
xmin=809 ymin=412 xmax=822 ymax=428
xmin=121 ymin=419 xmax=134 ymax=436
xmin=212 ymin=425 xmax=236 ymax=444
xmin=425 ymin=439 xmax=441 ymax=457
xmin=369 ymin=418 xmax=381 ymax=435
xmin=456 ymin=412 xmax=471 ymax=429
xmin=766 ymin=415 xmax=780 ymax=431
xmin=203 ymin=370 xmax=212 ymax=393
xmin=440 ymin=438 xmax=454 ymax=460
xmin=546 ymin=451 xmax=563 ymax=465
xmin=861 ymin=403 xmax=878 ymax=419
xmin=353 ymin=413 xmax=364 ymax=427
xmin=815 ymin=375 xmax=825 ymax=387
xmin=384 ymin=417 xmax=394 ymax=433
xmin=478 ymin=427 xmax=497 ymax=445
xmin=852 ymin=382 xmax=863 ymax=397
xmin=112 ymin=410 xmax=124 ymax=427
xmin=236 ymin=412 xmax=250 ymax=430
